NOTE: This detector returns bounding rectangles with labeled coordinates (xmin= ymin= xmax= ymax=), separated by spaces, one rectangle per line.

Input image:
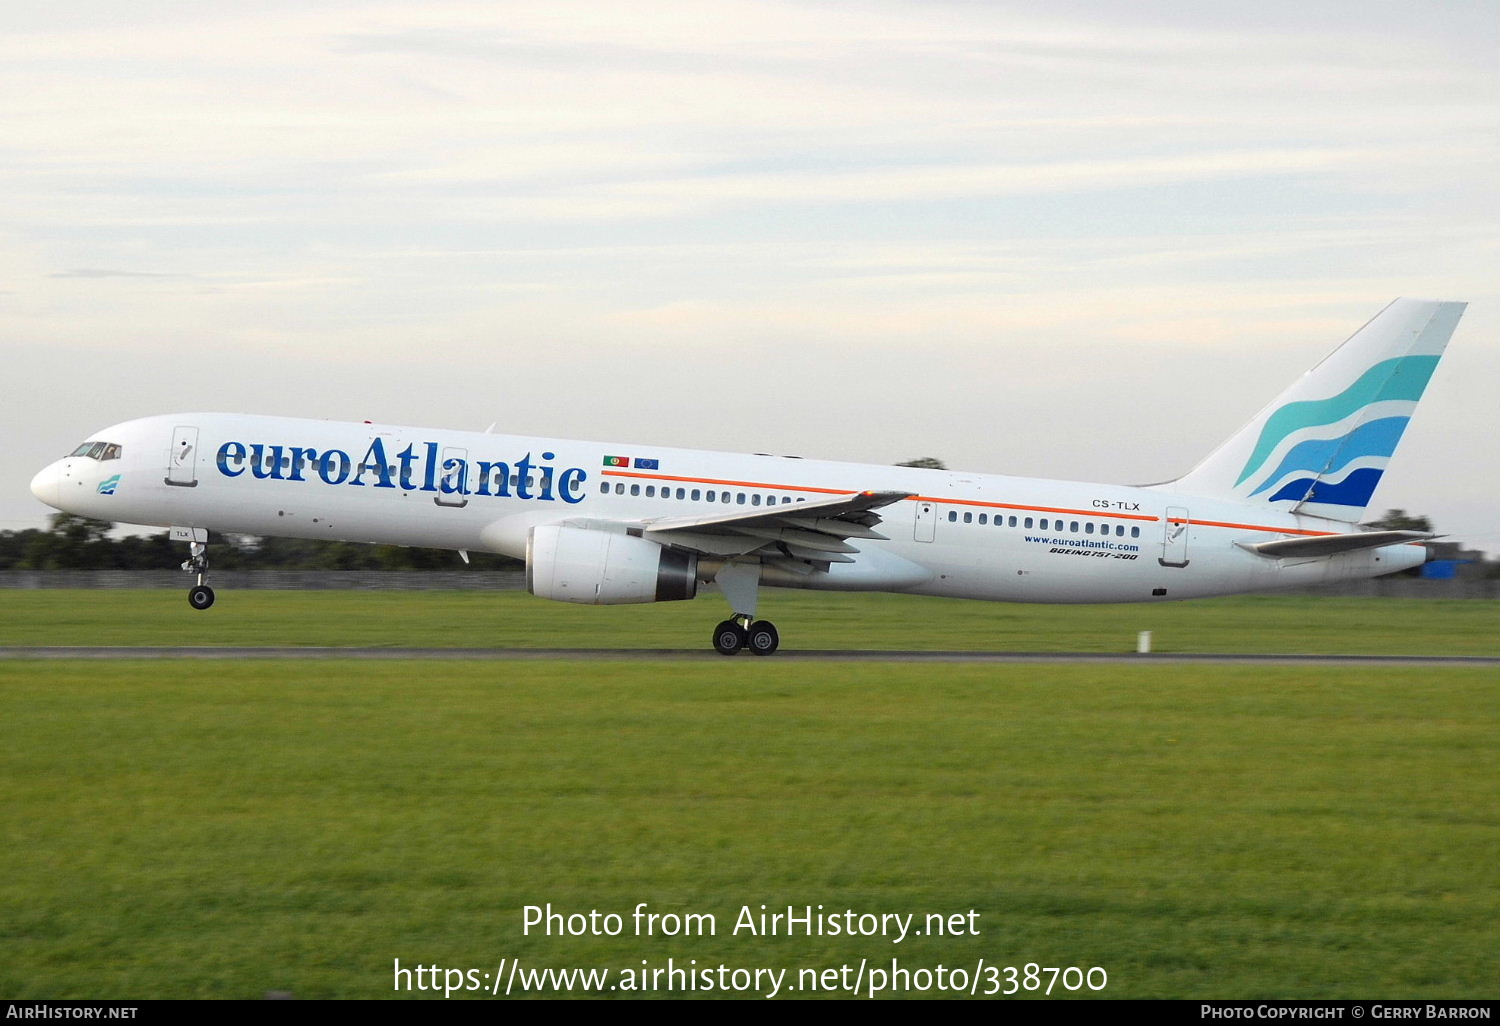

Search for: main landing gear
xmin=709 ymin=562 xmax=778 ymax=655
xmin=712 ymin=616 xmax=780 ymax=656
xmin=182 ymin=540 xmax=215 ymax=610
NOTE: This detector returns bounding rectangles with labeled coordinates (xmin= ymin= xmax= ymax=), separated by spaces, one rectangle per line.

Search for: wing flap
xmin=641 ymin=489 xmax=911 ymax=535
xmin=639 ymin=489 xmax=914 ymax=565
xmin=777 ymin=515 xmax=889 ymax=540
xmin=733 ymin=526 xmax=861 ymax=553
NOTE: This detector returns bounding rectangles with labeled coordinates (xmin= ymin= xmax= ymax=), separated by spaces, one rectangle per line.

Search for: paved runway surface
xmin=2 ymin=646 xmax=1495 ymax=666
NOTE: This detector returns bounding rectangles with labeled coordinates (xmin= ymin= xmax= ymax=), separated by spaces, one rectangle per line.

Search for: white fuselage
xmin=29 ymin=412 xmax=1424 ymax=603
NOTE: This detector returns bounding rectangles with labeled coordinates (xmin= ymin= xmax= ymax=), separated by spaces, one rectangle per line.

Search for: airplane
xmin=29 ymin=298 xmax=1465 ymax=655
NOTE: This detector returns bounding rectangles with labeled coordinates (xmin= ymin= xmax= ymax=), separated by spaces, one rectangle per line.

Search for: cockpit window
xmin=68 ymin=441 xmax=122 ymax=460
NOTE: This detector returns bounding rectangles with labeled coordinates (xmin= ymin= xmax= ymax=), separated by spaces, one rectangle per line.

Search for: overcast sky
xmin=4 ymin=1 xmax=1497 ymax=552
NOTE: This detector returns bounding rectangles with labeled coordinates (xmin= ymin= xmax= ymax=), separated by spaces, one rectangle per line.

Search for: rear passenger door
xmin=914 ymin=500 xmax=936 ymax=542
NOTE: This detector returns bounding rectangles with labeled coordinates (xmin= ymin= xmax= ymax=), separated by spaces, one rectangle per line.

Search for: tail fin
xmin=1169 ymin=298 xmax=1465 ymax=523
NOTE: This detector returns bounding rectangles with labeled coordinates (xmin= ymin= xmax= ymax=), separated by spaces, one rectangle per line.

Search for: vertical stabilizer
xmin=1169 ymin=299 xmax=1465 ymax=522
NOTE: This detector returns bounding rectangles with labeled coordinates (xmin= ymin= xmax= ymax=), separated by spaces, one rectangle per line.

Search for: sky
xmin=4 ymin=1 xmax=1497 ymax=552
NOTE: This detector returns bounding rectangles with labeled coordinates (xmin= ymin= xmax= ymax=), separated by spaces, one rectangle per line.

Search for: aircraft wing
xmin=635 ymin=489 xmax=913 ymax=573
xmin=1235 ymin=530 xmax=1435 ymax=559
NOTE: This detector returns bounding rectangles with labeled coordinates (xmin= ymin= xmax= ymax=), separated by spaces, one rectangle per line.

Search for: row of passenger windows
xmin=948 ymin=509 xmax=1141 ymax=538
xmin=593 ymin=480 xmax=1143 ymax=538
xmin=600 ymin=481 xmax=804 ymax=506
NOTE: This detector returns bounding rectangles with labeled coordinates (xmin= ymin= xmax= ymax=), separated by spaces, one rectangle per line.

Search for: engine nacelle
xmin=526 ymin=525 xmax=698 ymax=605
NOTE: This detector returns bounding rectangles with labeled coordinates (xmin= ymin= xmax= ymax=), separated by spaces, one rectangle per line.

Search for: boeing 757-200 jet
xmin=30 ymin=298 xmax=1466 ymax=654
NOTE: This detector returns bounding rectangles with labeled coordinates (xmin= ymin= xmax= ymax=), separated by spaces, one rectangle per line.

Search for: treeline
xmin=0 ymin=515 xmax=522 ymax=571
xmin=4 ymin=510 xmax=1492 ymax=576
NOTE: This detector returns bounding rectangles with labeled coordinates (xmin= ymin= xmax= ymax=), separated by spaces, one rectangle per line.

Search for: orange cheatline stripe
xmin=600 ymin=470 xmax=1362 ymax=539
xmin=907 ymin=494 xmax=1158 ymax=522
xmin=1183 ymin=518 xmax=1333 ymax=537
xmin=601 ymin=469 xmax=854 ymax=495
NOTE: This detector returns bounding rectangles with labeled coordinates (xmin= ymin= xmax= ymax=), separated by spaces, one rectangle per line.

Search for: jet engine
xmin=526 ymin=525 xmax=698 ymax=604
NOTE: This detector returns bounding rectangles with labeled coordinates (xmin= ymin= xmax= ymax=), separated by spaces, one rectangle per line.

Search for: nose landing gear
xmin=181 ymin=540 xmax=214 ymax=610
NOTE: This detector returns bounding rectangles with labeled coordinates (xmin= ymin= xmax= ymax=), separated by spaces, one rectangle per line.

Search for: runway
xmin=1 ymin=646 xmax=1494 ymax=666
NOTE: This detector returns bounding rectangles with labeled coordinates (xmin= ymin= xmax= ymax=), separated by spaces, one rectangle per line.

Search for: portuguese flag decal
xmin=603 ymin=456 xmax=630 ymax=467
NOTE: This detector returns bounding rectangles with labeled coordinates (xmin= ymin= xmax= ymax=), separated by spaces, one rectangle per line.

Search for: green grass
xmin=1 ymin=659 xmax=1495 ymax=999
xmin=1 ymin=589 xmax=1496 ymax=655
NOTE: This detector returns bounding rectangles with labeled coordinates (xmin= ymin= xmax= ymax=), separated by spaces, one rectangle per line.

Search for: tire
xmin=747 ymin=620 xmax=780 ymax=656
xmin=188 ymin=585 xmax=216 ymax=610
xmin=712 ymin=620 xmax=746 ymax=656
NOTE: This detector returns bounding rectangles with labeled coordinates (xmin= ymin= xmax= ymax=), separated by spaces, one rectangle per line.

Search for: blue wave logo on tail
xmin=1263 ymin=467 xmax=1386 ymax=506
xmin=1237 ymin=355 xmax=1438 ymax=508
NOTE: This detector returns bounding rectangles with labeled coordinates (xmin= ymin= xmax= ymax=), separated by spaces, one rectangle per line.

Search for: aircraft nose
xmin=30 ymin=461 xmax=62 ymax=509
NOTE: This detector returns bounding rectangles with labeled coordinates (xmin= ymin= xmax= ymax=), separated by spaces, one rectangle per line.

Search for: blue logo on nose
xmin=98 ymin=475 xmax=121 ymax=495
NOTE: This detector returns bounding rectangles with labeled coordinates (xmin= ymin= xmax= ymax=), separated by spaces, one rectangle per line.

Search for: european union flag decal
xmin=635 ymin=458 xmax=660 ymax=470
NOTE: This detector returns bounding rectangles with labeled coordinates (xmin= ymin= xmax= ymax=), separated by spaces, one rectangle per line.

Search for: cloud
xmin=49 ymin=268 xmax=184 ymax=279
xmin=1 ymin=1 xmax=1494 ymax=542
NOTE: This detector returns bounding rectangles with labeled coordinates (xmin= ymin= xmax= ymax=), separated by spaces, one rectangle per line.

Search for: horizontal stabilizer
xmin=1235 ymin=530 xmax=1434 ymax=559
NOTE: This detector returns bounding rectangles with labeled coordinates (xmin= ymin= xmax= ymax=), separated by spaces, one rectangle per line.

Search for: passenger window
xmin=599 ymin=483 xmax=609 ymax=494
xmin=1085 ymin=523 xmax=1095 ymax=534
xmin=963 ymin=512 xmax=972 ymax=524
xmin=978 ymin=513 xmax=987 ymax=524
xmin=1008 ymin=516 xmax=1017 ymax=527
xmin=1024 ymin=517 xmax=1033 ymax=529
xmin=630 ymin=484 xmax=640 ymax=496
xmin=752 ymin=494 xmax=761 ymax=506
xmin=1070 ymin=521 xmax=1079 ymax=532
xmin=691 ymin=489 xmax=701 ymax=501
xmin=676 ymin=488 xmax=685 ymax=500
xmin=736 ymin=493 xmax=745 ymax=504
xmin=948 ymin=511 xmax=957 ymax=522
xmin=645 ymin=485 xmax=656 ymax=497
xmin=615 ymin=483 xmax=624 ymax=494
xmin=1131 ymin=527 xmax=1141 ymax=538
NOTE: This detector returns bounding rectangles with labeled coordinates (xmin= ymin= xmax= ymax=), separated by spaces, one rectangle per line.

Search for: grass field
xmin=1 ymin=589 xmax=1497 ymax=655
xmin=1 ymin=593 xmax=1496 ymax=999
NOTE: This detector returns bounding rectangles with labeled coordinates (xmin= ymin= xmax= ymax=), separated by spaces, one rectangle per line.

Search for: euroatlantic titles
xmin=215 ymin=438 xmax=588 ymax=503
